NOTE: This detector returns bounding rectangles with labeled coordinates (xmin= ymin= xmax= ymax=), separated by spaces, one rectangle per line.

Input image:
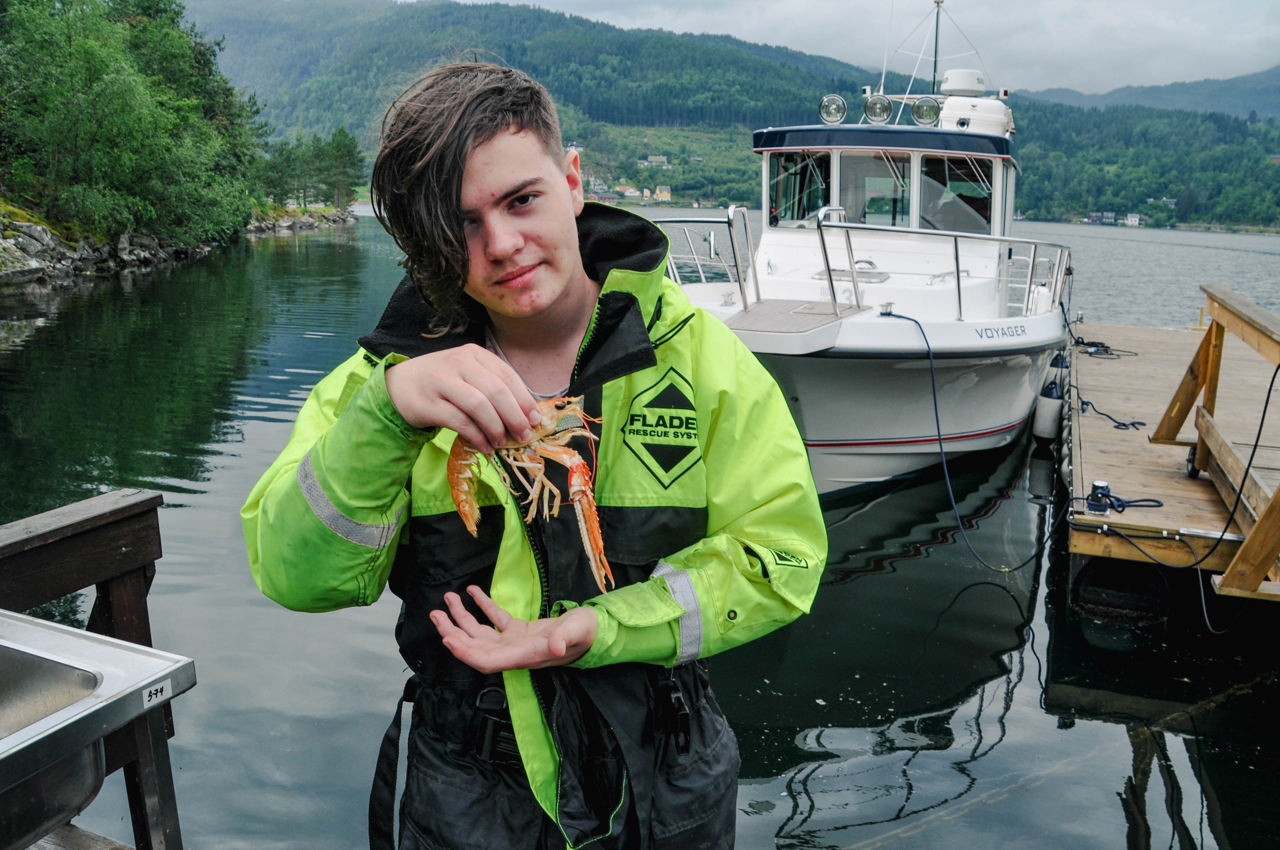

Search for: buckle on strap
xmin=658 ymin=674 xmax=692 ymax=755
xmin=473 ymin=686 xmax=520 ymax=763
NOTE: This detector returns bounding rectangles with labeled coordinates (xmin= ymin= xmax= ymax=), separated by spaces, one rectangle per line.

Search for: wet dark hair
xmin=370 ymin=61 xmax=563 ymax=335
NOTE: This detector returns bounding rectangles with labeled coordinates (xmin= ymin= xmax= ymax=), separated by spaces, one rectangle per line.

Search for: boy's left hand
xmin=430 ymin=585 xmax=597 ymax=673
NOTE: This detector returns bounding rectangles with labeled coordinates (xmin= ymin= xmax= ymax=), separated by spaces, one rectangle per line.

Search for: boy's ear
xmin=563 ymin=149 xmax=585 ymax=214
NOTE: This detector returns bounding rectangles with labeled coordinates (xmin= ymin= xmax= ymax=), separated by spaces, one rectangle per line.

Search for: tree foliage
xmin=1012 ymin=98 xmax=1280 ymax=227
xmin=253 ymin=127 xmax=365 ymax=210
xmin=0 ymin=0 xmax=264 ymax=244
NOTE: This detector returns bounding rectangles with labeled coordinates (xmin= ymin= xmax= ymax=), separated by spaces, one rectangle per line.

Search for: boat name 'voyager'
xmin=974 ymin=324 xmax=1028 ymax=340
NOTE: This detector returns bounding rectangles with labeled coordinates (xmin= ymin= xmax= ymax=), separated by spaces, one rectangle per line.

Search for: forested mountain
xmin=182 ymin=0 xmax=892 ymax=144
xmin=182 ymin=0 xmax=1280 ymax=228
xmin=1023 ymin=65 xmax=1280 ymax=123
xmin=1012 ymin=99 xmax=1279 ymax=225
xmin=3 ymin=0 xmax=1275 ymax=236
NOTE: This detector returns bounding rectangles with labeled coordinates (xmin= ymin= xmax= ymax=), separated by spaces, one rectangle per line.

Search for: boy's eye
xmin=511 ymin=193 xmax=535 ymax=208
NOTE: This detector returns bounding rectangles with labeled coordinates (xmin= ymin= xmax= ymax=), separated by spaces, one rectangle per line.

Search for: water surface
xmin=2 ymin=215 xmax=1278 ymax=848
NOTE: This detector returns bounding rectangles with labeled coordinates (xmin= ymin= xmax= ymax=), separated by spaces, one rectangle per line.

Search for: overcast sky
xmin=455 ymin=0 xmax=1279 ymax=94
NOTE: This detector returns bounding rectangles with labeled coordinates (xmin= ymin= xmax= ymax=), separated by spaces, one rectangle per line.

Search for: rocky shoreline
xmin=0 ymin=208 xmax=359 ymax=351
xmin=0 ymin=208 xmax=358 ymax=288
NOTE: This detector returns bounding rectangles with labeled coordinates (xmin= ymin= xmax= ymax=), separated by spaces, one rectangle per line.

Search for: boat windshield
xmin=919 ymin=155 xmax=993 ymax=234
xmin=839 ymin=152 xmax=912 ymax=228
xmin=768 ymin=152 xmax=829 ymax=226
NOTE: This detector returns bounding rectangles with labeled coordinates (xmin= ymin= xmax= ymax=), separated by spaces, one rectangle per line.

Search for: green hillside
xmin=3 ymin=0 xmax=1277 ymax=238
xmin=1023 ymin=65 xmax=1280 ymax=123
xmin=182 ymin=0 xmax=895 ymax=144
xmin=181 ymin=0 xmax=1280 ymax=227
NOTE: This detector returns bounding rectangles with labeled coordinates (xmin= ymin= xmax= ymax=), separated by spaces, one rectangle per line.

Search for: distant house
xmin=637 ymin=155 xmax=670 ymax=169
xmin=588 ymin=192 xmax=620 ymax=203
xmin=654 ymin=185 xmax=672 ymax=203
xmin=1124 ymin=213 xmax=1142 ymax=226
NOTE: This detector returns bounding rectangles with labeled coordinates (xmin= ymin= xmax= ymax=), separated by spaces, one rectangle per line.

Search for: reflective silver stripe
xmin=653 ymin=562 xmax=702 ymax=664
xmin=297 ymin=452 xmax=398 ymax=549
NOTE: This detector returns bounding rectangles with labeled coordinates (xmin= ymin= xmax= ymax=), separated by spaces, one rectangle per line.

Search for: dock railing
xmin=0 ymin=489 xmax=185 ymax=849
xmin=1149 ymin=285 xmax=1280 ymax=599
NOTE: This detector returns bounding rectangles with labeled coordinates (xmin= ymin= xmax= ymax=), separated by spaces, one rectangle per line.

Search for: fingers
xmin=428 ymin=588 xmax=594 ymax=672
xmin=466 ymin=585 xmax=513 ymax=631
xmin=385 ymin=344 xmax=542 ymax=451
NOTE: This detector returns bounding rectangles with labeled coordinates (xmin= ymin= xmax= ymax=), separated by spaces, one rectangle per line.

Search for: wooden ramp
xmin=1067 ymin=286 xmax=1280 ymax=599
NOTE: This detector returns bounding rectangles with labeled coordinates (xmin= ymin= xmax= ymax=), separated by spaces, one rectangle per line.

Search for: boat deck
xmin=1067 ymin=318 xmax=1280 ymax=595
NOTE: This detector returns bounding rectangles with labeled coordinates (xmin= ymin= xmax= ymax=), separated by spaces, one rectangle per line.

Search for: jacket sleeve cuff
xmin=552 ymin=578 xmax=685 ymax=667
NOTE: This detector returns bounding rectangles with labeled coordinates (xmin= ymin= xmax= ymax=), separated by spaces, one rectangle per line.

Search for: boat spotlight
xmin=863 ymin=94 xmax=892 ymax=124
xmin=818 ymin=94 xmax=847 ymax=124
xmin=911 ymin=96 xmax=941 ymax=125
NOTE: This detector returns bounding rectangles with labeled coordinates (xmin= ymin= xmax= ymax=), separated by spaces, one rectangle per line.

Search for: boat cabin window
xmin=768 ymin=152 xmax=829 ymax=227
xmin=919 ymin=155 xmax=993 ymax=234
xmin=839 ymin=152 xmax=911 ymax=228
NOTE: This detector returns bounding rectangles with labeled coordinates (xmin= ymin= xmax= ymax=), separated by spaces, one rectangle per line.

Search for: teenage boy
xmin=242 ymin=61 xmax=826 ymax=849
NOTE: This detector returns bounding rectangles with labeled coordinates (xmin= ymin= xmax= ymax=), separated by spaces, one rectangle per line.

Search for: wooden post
xmin=1194 ymin=320 xmax=1225 ymax=473
xmin=1149 ymin=320 xmax=1217 ymax=447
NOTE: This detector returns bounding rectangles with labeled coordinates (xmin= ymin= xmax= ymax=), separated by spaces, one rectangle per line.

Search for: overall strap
xmin=368 ymin=676 xmax=419 ymax=850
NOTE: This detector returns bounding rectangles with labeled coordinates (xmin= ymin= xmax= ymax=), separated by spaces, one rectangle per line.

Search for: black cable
xmin=1077 ymin=395 xmax=1146 ymax=430
xmin=1071 ymin=492 xmax=1164 ymax=513
xmin=883 ymin=310 xmax=1058 ymax=575
xmin=1073 ymin=338 xmax=1140 ymax=359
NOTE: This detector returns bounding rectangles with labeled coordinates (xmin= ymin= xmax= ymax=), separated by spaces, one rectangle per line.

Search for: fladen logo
xmin=622 ymin=368 xmax=700 ymax=488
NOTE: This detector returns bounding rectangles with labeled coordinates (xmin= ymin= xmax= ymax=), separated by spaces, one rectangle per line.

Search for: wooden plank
xmin=1217 ymin=489 xmax=1280 ymax=593
xmin=0 ymin=490 xmax=163 ymax=558
xmin=31 ymin=824 xmax=132 ymax=850
xmin=0 ymin=510 xmax=163 ymax=613
xmin=1195 ymin=321 xmax=1226 ymax=471
xmin=1211 ymin=574 xmax=1280 ymax=601
xmin=1204 ymin=285 xmax=1280 ymax=365
xmin=1149 ymin=322 xmax=1212 ymax=444
xmin=1197 ymin=407 xmax=1275 ymax=530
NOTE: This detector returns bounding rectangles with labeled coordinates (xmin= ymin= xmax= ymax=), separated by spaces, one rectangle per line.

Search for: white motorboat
xmin=657 ymin=9 xmax=1071 ymax=500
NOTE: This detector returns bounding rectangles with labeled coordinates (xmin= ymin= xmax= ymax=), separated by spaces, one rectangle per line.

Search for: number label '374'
xmin=143 ymin=679 xmax=173 ymax=709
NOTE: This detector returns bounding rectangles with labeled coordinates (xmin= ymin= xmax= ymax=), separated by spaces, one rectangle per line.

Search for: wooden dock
xmin=1067 ymin=286 xmax=1280 ymax=600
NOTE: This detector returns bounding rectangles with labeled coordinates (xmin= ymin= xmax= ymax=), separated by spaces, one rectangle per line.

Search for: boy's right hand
xmin=384 ymin=344 xmax=542 ymax=453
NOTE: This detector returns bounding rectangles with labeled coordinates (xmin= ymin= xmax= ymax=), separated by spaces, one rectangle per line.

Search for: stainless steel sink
xmin=0 ymin=609 xmax=196 ymax=850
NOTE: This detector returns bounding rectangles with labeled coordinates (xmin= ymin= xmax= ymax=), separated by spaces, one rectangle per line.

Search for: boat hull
xmin=758 ymin=345 xmax=1058 ymax=498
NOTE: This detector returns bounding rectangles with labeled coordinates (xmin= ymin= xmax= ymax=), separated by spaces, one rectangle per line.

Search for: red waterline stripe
xmin=807 ymin=416 xmax=1028 ymax=449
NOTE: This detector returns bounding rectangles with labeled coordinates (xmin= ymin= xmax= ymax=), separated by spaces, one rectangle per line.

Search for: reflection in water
xmin=720 ymin=439 xmax=1050 ymax=848
xmin=5 ymin=219 xmax=1280 ymax=848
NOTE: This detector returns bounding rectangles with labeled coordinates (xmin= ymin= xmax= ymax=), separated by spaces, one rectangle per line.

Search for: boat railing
xmin=816 ymin=220 xmax=1073 ymax=320
xmin=651 ymin=205 xmax=758 ymax=307
xmin=654 ymin=209 xmax=1071 ymax=322
xmin=814 ymin=206 xmax=864 ymax=314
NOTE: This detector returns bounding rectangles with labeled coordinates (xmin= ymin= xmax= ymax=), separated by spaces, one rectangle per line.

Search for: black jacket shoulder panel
xmin=577 ymin=203 xmax=669 ymax=283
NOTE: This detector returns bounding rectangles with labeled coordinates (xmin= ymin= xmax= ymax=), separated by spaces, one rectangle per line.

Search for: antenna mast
xmin=931 ymin=0 xmax=942 ymax=93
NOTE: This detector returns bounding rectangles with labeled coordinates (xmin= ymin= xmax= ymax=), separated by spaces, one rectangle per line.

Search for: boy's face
xmin=459 ymin=127 xmax=592 ymax=325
